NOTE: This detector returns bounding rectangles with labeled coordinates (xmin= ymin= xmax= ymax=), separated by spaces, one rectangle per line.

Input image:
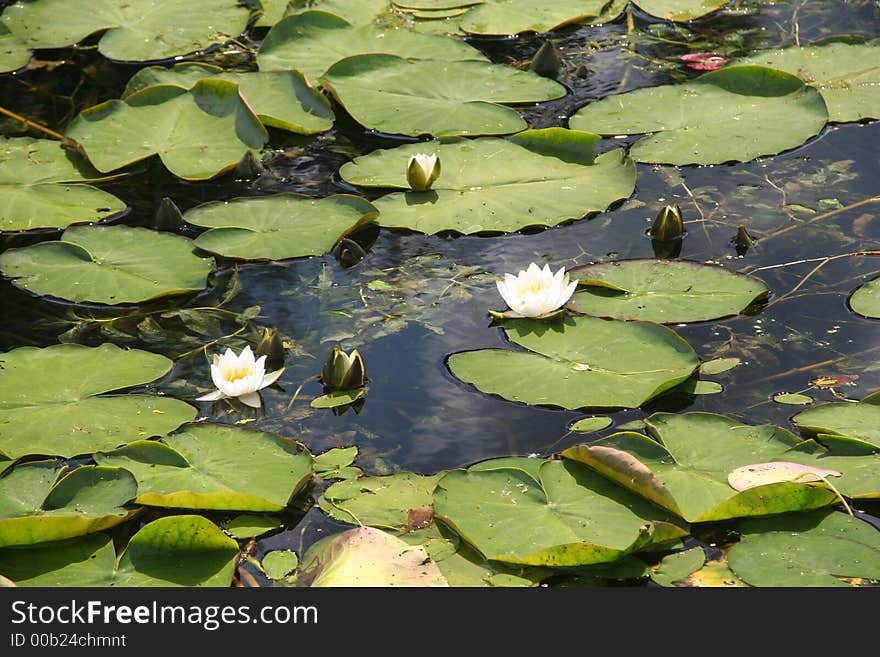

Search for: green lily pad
xmin=728 ymin=511 xmax=880 ymax=587
xmin=792 ymin=396 xmax=880 ymax=452
xmin=633 ymin=0 xmax=728 ymax=21
xmin=570 ymin=66 xmax=828 ymax=165
xmin=0 ymin=515 xmax=239 ymax=587
xmin=773 ymin=392 xmax=814 ymax=405
xmin=0 ymin=23 xmax=30 ymax=72
xmin=257 ymin=10 xmax=486 ymax=82
xmin=0 ymin=137 xmax=126 ymax=232
xmin=95 ymin=424 xmax=313 ymax=512
xmin=0 ymin=462 xmax=137 ymax=547
xmin=310 ymin=388 xmax=366 ymax=408
xmin=262 ymin=550 xmax=299 ymax=579
xmin=65 ymin=80 xmax=267 ymax=180
xmin=314 ymin=446 xmax=362 ymax=480
xmin=568 ymin=260 xmax=769 ymax=323
xmin=319 ymin=471 xmax=444 ymax=530
xmin=1 ymin=0 xmax=250 ymax=62
xmin=288 ymin=0 xmax=391 ymax=25
xmin=455 ymin=0 xmax=610 ymax=35
xmin=570 ymin=416 xmax=613 ymax=433
xmin=448 ymin=316 xmax=699 ymax=410
xmin=186 ymin=194 xmax=377 ymax=261
xmin=320 ymin=53 xmax=565 ymax=138
xmin=256 ymin=0 xmax=295 ymax=27
xmin=850 ymin=276 xmax=880 ymax=318
xmin=291 ymin=525 xmax=448 ymax=586
xmin=700 ymin=357 xmax=742 ymax=375
xmin=650 ymin=547 xmax=706 ymax=587
xmin=731 ymin=41 xmax=880 ymax=122
xmin=0 ymin=343 xmax=196 ymax=460
xmin=340 ymin=130 xmax=635 ymax=234
xmin=123 ymin=64 xmax=334 ymax=135
xmin=434 ymin=458 xmax=686 ymax=567
xmin=223 ymin=515 xmax=284 ymax=539
xmin=0 ymin=225 xmax=213 ymax=304
xmin=562 ymin=412 xmax=846 ymax=523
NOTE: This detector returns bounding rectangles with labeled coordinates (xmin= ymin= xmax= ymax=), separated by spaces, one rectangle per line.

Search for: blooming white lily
xmin=406 ymin=152 xmax=440 ymax=192
xmin=196 ymin=346 xmax=284 ymax=408
xmin=495 ymin=263 xmax=577 ymax=318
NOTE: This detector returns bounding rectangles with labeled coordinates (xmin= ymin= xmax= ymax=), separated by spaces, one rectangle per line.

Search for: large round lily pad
xmin=447 ymin=316 xmax=699 ymax=410
xmin=850 ymin=276 xmax=880 ymax=318
xmin=186 ymin=194 xmax=378 ymax=261
xmin=433 ymin=459 xmax=686 ymax=567
xmin=728 ymin=511 xmax=880 ymax=587
xmin=0 ymin=462 xmax=137 ymax=547
xmin=567 ymin=259 xmax=770 ymax=323
xmin=320 ymin=53 xmax=565 ymax=137
xmin=0 ymin=225 xmax=213 ymax=304
xmin=257 ymin=10 xmax=487 ymax=82
xmin=732 ymin=41 xmax=880 ymax=123
xmin=1 ymin=0 xmax=250 ymax=62
xmin=570 ymin=66 xmax=829 ymax=165
xmin=65 ymin=80 xmax=267 ymax=180
xmin=95 ymin=424 xmax=314 ymax=512
xmin=0 ymin=515 xmax=239 ymax=587
xmin=123 ymin=64 xmax=334 ymax=135
xmin=0 ymin=137 xmax=126 ymax=232
xmin=792 ymin=395 xmax=880 ymax=452
xmin=340 ymin=129 xmax=635 ymax=234
xmin=0 ymin=343 xmax=196 ymax=460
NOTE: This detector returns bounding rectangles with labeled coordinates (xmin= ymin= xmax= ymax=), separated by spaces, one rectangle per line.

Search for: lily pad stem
xmin=0 ymin=106 xmax=64 ymax=139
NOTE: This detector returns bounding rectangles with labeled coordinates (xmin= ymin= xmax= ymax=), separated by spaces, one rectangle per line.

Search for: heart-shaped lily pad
xmin=1 ymin=0 xmax=250 ymax=62
xmin=448 ymin=316 xmax=699 ymax=410
xmin=95 ymin=423 xmax=313 ymax=512
xmin=319 ymin=471 xmax=445 ymax=530
xmin=0 ymin=343 xmax=196 ymax=460
xmin=562 ymin=412 xmax=849 ymax=523
xmin=792 ymin=394 xmax=880 ymax=453
xmin=339 ymin=129 xmax=635 ymax=234
xmin=728 ymin=511 xmax=880 ymax=587
xmin=0 ymin=137 xmax=126 ymax=232
xmin=123 ymin=64 xmax=334 ymax=135
xmin=570 ymin=66 xmax=828 ymax=165
xmin=650 ymin=547 xmax=706 ymax=587
xmin=320 ymin=53 xmax=565 ymax=137
xmin=0 ymin=515 xmax=239 ymax=586
xmin=850 ymin=276 xmax=880 ymax=318
xmin=731 ymin=41 xmax=880 ymax=123
xmin=257 ymin=10 xmax=486 ymax=82
xmin=185 ymin=193 xmax=377 ymax=261
xmin=0 ymin=462 xmax=137 ymax=547
xmin=433 ymin=458 xmax=686 ymax=567
xmin=567 ymin=259 xmax=770 ymax=323
xmin=0 ymin=225 xmax=213 ymax=304
xmin=65 ymin=80 xmax=267 ymax=180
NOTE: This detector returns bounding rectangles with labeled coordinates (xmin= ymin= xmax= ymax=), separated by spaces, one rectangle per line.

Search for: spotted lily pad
xmin=257 ymin=10 xmax=487 ymax=82
xmin=0 ymin=462 xmax=137 ymax=547
xmin=185 ymin=194 xmax=377 ymax=261
xmin=123 ymin=64 xmax=334 ymax=135
xmin=850 ymin=276 xmax=880 ymax=318
xmin=792 ymin=395 xmax=880 ymax=453
xmin=433 ymin=458 xmax=686 ymax=567
xmin=320 ymin=53 xmax=565 ymax=137
xmin=728 ymin=511 xmax=880 ymax=587
xmin=0 ymin=515 xmax=239 ymax=587
xmin=1 ymin=0 xmax=250 ymax=62
xmin=448 ymin=316 xmax=699 ymax=410
xmin=732 ymin=41 xmax=880 ymax=122
xmin=340 ymin=130 xmax=635 ymax=234
xmin=562 ymin=412 xmax=840 ymax=522
xmin=567 ymin=259 xmax=770 ymax=323
xmin=570 ymin=66 xmax=828 ymax=165
xmin=0 ymin=343 xmax=196 ymax=460
xmin=95 ymin=424 xmax=313 ymax=512
xmin=0 ymin=137 xmax=126 ymax=232
xmin=65 ymin=80 xmax=267 ymax=180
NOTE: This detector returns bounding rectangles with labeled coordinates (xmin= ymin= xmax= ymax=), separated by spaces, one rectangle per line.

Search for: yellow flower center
xmin=223 ymin=365 xmax=253 ymax=383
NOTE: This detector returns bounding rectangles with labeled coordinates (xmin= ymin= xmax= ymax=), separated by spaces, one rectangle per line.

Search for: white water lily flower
xmin=406 ymin=152 xmax=440 ymax=192
xmin=196 ymin=346 xmax=284 ymax=408
xmin=496 ymin=263 xmax=577 ymax=318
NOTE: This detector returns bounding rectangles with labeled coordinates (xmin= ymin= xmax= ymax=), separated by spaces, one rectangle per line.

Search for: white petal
xmin=496 ymin=276 xmax=519 ymax=310
xmin=210 ymin=364 xmax=226 ymax=391
xmin=196 ymin=390 xmax=225 ymax=401
xmin=259 ymin=368 xmax=284 ymax=389
xmin=558 ymin=279 xmax=577 ymax=307
xmin=253 ymin=354 xmax=267 ymax=378
xmin=240 ymin=345 xmax=256 ymax=366
xmin=237 ymin=391 xmax=262 ymax=408
xmin=526 ymin=262 xmax=542 ymax=278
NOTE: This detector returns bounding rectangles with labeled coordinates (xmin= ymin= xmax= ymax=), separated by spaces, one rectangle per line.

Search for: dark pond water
xmin=1 ymin=0 xmax=878 ymax=582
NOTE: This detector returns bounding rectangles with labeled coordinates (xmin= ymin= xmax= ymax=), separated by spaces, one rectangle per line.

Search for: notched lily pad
xmin=567 ymin=260 xmax=770 ymax=323
xmin=650 ymin=547 xmax=706 ymax=587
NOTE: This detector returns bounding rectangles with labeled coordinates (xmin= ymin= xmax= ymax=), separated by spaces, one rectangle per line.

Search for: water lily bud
xmin=332 ymin=237 xmax=367 ymax=268
xmin=650 ymin=204 xmax=684 ymax=241
xmin=321 ymin=346 xmax=366 ymax=390
xmin=731 ymin=225 xmax=756 ymax=256
xmin=530 ymin=40 xmax=561 ymax=79
xmin=407 ymin=153 xmax=440 ymax=192
xmin=256 ymin=327 xmax=286 ymax=371
xmin=153 ymin=197 xmax=183 ymax=232
xmin=234 ymin=150 xmax=265 ymax=180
